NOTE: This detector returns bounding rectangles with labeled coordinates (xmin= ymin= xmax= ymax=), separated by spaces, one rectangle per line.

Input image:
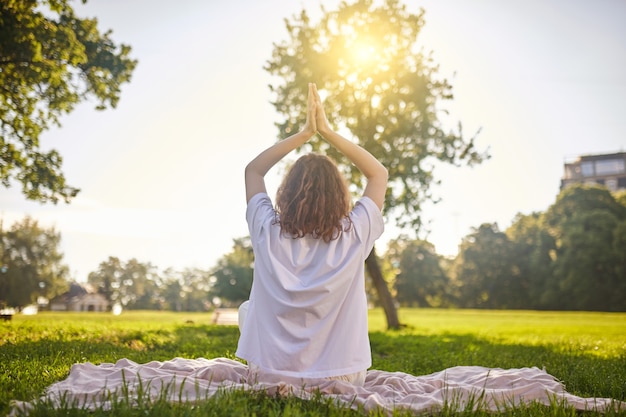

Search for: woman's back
xmin=236 ymin=193 xmax=383 ymax=378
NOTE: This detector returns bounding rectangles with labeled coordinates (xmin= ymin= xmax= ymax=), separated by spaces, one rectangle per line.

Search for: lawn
xmin=1 ymin=309 xmax=625 ymax=416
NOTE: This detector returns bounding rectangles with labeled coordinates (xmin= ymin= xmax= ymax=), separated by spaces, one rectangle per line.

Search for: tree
xmin=386 ymin=237 xmax=450 ymax=307
xmin=544 ymin=186 xmax=626 ymax=228
xmin=0 ymin=0 xmax=137 ymax=203
xmin=0 ymin=216 xmax=69 ymax=308
xmin=161 ymin=268 xmax=212 ymax=312
xmin=160 ymin=271 xmax=184 ymax=311
xmin=120 ymin=259 xmax=160 ymax=310
xmin=209 ymin=237 xmax=254 ymax=306
xmin=87 ymin=256 xmax=122 ymax=306
xmin=543 ymin=185 xmax=626 ymax=311
xmin=88 ymin=257 xmax=159 ymax=309
xmin=614 ymin=190 xmax=626 ymax=208
xmin=170 ymin=268 xmax=212 ymax=311
xmin=613 ymin=218 xmax=626 ymax=310
xmin=265 ymin=0 xmax=486 ymax=328
xmin=452 ymin=223 xmax=522 ymax=309
xmin=506 ymin=212 xmax=555 ymax=309
xmin=554 ymin=210 xmax=622 ymax=310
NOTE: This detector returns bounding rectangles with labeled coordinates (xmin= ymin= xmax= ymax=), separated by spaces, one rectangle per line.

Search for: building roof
xmin=50 ymin=282 xmax=101 ymax=304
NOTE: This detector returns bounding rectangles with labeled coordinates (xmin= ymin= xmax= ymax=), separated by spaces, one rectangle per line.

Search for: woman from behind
xmin=236 ymin=83 xmax=388 ymax=386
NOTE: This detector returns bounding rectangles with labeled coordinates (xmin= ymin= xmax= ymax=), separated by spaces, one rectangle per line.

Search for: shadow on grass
xmin=369 ymin=331 xmax=626 ymax=401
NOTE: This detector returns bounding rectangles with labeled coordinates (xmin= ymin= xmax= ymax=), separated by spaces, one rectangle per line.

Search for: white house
xmin=49 ymin=282 xmax=109 ymax=312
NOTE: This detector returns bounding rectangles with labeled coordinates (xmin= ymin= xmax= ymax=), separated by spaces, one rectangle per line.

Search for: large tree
xmin=265 ymin=0 xmax=485 ymax=328
xmin=0 ymin=0 xmax=137 ymax=203
xmin=0 ymin=216 xmax=69 ymax=308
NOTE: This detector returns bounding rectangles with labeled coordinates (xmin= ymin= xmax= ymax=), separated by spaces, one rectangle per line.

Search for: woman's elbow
xmin=376 ymin=165 xmax=389 ymax=184
xmin=381 ymin=165 xmax=389 ymax=180
xmin=244 ymin=162 xmax=263 ymax=180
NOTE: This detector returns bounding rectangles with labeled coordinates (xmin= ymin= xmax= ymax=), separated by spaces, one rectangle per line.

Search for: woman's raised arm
xmin=245 ymin=84 xmax=317 ymax=203
xmin=312 ymin=84 xmax=388 ymax=210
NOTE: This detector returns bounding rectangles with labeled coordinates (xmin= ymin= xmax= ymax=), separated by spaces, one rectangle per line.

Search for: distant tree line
xmin=1 ymin=184 xmax=625 ymax=312
xmin=388 ymin=185 xmax=626 ymax=311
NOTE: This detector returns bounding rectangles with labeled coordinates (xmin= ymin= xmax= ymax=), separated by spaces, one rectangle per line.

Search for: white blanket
xmin=10 ymin=357 xmax=623 ymax=415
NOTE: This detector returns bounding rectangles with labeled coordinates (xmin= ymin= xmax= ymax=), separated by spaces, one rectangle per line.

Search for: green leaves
xmin=387 ymin=237 xmax=451 ymax=307
xmin=209 ymin=237 xmax=254 ymax=304
xmin=0 ymin=0 xmax=137 ymax=203
xmin=0 ymin=216 xmax=70 ymax=308
xmin=446 ymin=185 xmax=626 ymax=311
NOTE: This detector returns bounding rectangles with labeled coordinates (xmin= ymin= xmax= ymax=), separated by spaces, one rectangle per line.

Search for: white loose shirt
xmin=236 ymin=193 xmax=384 ymax=378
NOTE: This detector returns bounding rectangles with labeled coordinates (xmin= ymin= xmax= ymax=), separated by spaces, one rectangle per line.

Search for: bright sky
xmin=2 ymin=0 xmax=625 ymax=281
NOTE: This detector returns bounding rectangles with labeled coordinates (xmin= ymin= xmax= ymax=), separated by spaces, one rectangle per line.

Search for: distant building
xmin=49 ymin=282 xmax=109 ymax=312
xmin=561 ymin=151 xmax=626 ymax=192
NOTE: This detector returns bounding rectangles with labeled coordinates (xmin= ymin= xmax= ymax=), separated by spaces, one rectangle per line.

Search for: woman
xmin=236 ymin=83 xmax=388 ymax=386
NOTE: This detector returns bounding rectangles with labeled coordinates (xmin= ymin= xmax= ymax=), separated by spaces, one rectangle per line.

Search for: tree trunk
xmin=365 ymin=246 xmax=401 ymax=329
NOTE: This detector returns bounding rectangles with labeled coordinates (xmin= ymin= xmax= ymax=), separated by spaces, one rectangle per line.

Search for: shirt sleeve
xmin=349 ymin=196 xmax=385 ymax=255
xmin=246 ymin=193 xmax=275 ymax=246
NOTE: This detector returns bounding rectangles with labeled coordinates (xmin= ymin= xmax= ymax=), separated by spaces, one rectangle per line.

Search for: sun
xmin=345 ymin=31 xmax=386 ymax=70
xmin=351 ymin=41 xmax=377 ymax=65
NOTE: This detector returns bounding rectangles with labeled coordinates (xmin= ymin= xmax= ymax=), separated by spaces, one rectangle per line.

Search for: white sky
xmin=1 ymin=0 xmax=625 ymax=281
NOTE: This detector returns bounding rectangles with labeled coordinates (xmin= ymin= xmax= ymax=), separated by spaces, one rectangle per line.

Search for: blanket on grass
xmin=10 ymin=357 xmax=623 ymax=415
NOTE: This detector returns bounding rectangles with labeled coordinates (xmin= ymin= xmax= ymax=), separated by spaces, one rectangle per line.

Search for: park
xmin=1 ymin=309 xmax=625 ymax=415
xmin=1 ymin=0 xmax=625 ymax=415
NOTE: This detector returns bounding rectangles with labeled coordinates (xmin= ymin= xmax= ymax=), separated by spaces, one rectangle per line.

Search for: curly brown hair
xmin=275 ymin=153 xmax=352 ymax=242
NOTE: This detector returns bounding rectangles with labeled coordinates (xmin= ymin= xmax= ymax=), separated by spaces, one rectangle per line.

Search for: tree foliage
xmin=209 ymin=237 xmax=254 ymax=306
xmin=505 ymin=212 xmax=555 ymax=309
xmin=442 ymin=185 xmax=626 ymax=311
xmin=386 ymin=236 xmax=450 ymax=307
xmin=0 ymin=0 xmax=137 ymax=203
xmin=161 ymin=267 xmax=212 ymax=312
xmin=88 ymin=257 xmax=161 ymax=309
xmin=0 ymin=216 xmax=69 ymax=308
xmin=452 ymin=223 xmax=523 ymax=309
xmin=542 ymin=185 xmax=626 ymax=311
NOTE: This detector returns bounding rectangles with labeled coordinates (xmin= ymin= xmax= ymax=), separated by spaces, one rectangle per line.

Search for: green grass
xmin=1 ymin=309 xmax=625 ymax=416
